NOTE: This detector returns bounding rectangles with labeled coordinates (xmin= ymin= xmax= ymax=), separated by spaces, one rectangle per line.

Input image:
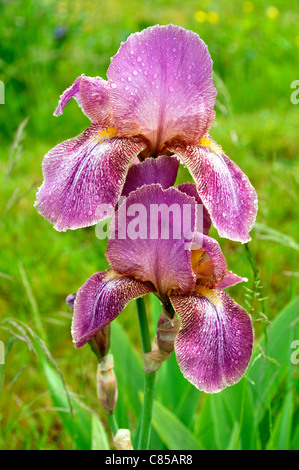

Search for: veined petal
xmin=72 ymin=270 xmax=154 ymax=347
xmin=177 ymin=183 xmax=211 ymax=235
xmin=107 ymin=25 xmax=216 ymax=152
xmin=106 ymin=184 xmax=197 ymax=299
xmin=122 ymin=155 xmax=180 ymax=196
xmin=168 ymin=138 xmax=258 ymax=243
xmin=218 ymin=271 xmax=248 ymax=289
xmin=34 ymin=124 xmax=146 ymax=231
xmin=171 ymin=290 xmax=253 ymax=393
xmin=54 ymin=75 xmax=112 ymax=125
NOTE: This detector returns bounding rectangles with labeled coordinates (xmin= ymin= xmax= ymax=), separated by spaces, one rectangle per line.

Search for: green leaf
xmin=247 ymin=297 xmax=299 ymax=423
xmin=91 ymin=414 xmax=110 ymax=450
xmin=110 ymin=319 xmax=143 ymax=430
xmin=266 ymin=389 xmax=294 ymax=450
xmin=151 ymin=399 xmax=202 ymax=450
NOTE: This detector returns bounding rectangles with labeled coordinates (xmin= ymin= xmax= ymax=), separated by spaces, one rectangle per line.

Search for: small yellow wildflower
xmin=207 ymin=11 xmax=219 ymax=24
xmin=242 ymin=1 xmax=254 ymax=13
xmin=266 ymin=6 xmax=279 ymax=20
xmin=194 ymin=10 xmax=207 ymax=23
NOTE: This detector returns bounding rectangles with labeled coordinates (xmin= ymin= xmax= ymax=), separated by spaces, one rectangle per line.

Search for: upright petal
xmin=171 ymin=290 xmax=253 ymax=393
xmin=107 ymin=25 xmax=216 ymax=152
xmin=106 ymin=184 xmax=197 ymax=299
xmin=34 ymin=124 xmax=146 ymax=231
xmin=168 ymin=137 xmax=258 ymax=243
xmin=54 ymin=75 xmax=112 ymax=125
xmin=72 ymin=270 xmax=154 ymax=347
xmin=122 ymin=155 xmax=180 ymax=196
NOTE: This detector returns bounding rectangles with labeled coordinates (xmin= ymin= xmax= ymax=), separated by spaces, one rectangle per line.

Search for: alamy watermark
xmin=290 ymin=80 xmax=299 ymax=104
xmin=290 ymin=340 xmax=299 ymax=365
xmin=0 ymin=81 xmax=4 ymax=104
xmin=0 ymin=340 xmax=4 ymax=364
xmin=95 ymin=198 xmax=204 ymax=250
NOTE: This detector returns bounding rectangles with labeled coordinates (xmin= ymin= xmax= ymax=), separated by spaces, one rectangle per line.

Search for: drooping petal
xmin=168 ymin=138 xmax=258 ymax=243
xmin=54 ymin=75 xmax=112 ymax=125
xmin=171 ymin=290 xmax=253 ymax=393
xmin=72 ymin=270 xmax=154 ymax=347
xmin=107 ymin=25 xmax=216 ymax=152
xmin=106 ymin=184 xmax=197 ymax=299
xmin=34 ymin=124 xmax=146 ymax=231
xmin=177 ymin=183 xmax=211 ymax=235
xmin=122 ymin=155 xmax=180 ymax=196
xmin=218 ymin=271 xmax=248 ymax=289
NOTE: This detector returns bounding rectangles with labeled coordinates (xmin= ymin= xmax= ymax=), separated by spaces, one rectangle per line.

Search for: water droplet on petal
xmin=132 ymin=70 xmax=138 ymax=76
xmin=136 ymin=56 xmax=142 ymax=62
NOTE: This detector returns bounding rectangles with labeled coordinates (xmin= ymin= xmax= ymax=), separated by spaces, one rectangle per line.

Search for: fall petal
xmin=72 ymin=271 xmax=154 ymax=347
xmin=169 ymin=139 xmax=258 ymax=243
xmin=171 ymin=290 xmax=253 ymax=393
xmin=34 ymin=124 xmax=146 ymax=231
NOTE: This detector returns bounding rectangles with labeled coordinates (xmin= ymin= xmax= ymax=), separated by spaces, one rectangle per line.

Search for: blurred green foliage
xmin=0 ymin=0 xmax=299 ymax=450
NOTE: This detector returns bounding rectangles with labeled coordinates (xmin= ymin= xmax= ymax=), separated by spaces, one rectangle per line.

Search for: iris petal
xmin=218 ymin=271 xmax=248 ymax=289
xmin=34 ymin=124 xmax=146 ymax=231
xmin=122 ymin=155 xmax=180 ymax=196
xmin=54 ymin=75 xmax=112 ymax=125
xmin=107 ymin=24 xmax=216 ymax=151
xmin=72 ymin=270 xmax=154 ymax=347
xmin=168 ymin=139 xmax=258 ymax=243
xmin=177 ymin=183 xmax=211 ymax=235
xmin=106 ymin=184 xmax=197 ymax=298
xmin=171 ymin=290 xmax=253 ymax=393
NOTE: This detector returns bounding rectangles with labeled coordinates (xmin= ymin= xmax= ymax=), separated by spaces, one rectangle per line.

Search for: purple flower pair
xmin=35 ymin=25 xmax=257 ymax=393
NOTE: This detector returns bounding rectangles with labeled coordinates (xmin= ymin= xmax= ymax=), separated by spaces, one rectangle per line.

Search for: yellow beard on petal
xmin=93 ymin=126 xmax=118 ymax=143
xmin=194 ymin=285 xmax=221 ymax=306
xmin=103 ymin=270 xmax=123 ymax=281
xmin=198 ymin=135 xmax=222 ymax=154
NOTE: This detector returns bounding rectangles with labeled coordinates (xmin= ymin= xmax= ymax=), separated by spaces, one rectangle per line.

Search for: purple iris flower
xmin=35 ymin=24 xmax=257 ymax=243
xmin=71 ymin=162 xmax=253 ymax=393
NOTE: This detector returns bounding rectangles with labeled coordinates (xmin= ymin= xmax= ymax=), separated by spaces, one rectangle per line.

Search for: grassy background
xmin=0 ymin=0 xmax=299 ymax=450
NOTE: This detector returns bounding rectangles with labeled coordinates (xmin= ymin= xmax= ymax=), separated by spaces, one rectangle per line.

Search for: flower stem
xmin=136 ymin=297 xmax=155 ymax=450
xmin=106 ymin=412 xmax=119 ymax=436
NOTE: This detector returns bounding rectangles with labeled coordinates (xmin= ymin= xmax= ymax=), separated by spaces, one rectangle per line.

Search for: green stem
xmin=106 ymin=412 xmax=119 ymax=436
xmin=136 ymin=297 xmax=155 ymax=450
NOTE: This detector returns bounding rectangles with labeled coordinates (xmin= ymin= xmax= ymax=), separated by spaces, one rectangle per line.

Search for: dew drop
xmin=136 ymin=56 xmax=142 ymax=62
xmin=127 ymin=76 xmax=132 ymax=82
xmin=132 ymin=70 xmax=138 ymax=76
xmin=111 ymin=83 xmax=117 ymax=89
